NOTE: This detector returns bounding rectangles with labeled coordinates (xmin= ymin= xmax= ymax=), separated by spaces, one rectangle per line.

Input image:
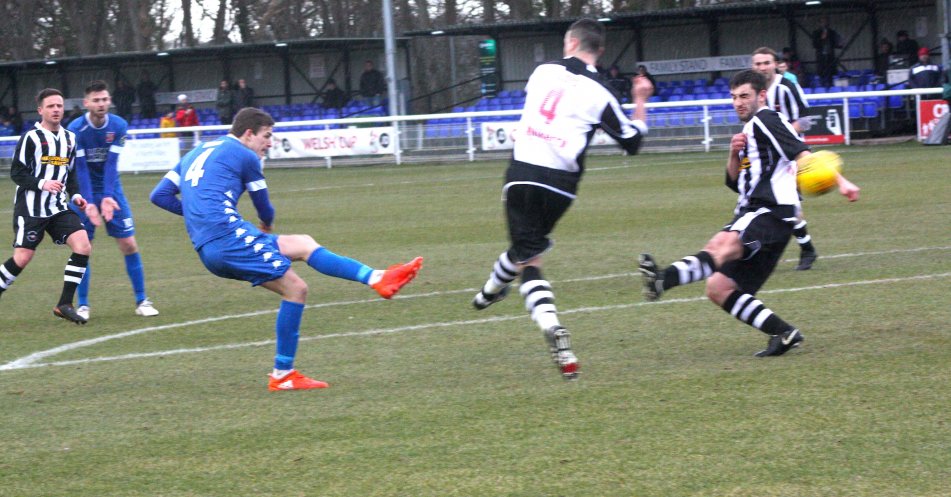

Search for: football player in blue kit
xmin=150 ymin=107 xmax=423 ymax=391
xmin=69 ymin=80 xmax=158 ymax=319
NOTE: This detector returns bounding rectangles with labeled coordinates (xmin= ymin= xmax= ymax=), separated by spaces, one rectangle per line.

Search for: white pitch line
xmin=3 ymin=271 xmax=950 ymax=371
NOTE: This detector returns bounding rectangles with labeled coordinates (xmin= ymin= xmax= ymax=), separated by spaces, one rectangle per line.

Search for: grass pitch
xmin=1 ymin=142 xmax=949 ymax=496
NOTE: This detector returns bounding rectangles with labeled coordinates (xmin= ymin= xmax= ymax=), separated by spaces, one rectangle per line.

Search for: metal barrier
xmin=0 ymin=87 xmax=943 ymax=173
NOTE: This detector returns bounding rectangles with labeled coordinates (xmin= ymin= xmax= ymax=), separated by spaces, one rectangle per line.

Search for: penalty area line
xmin=3 ymin=271 xmax=948 ymax=372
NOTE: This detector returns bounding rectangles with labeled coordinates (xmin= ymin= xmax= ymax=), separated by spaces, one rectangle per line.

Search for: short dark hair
xmin=567 ymin=18 xmax=605 ymax=54
xmin=85 ymin=80 xmax=109 ymax=95
xmin=36 ymin=88 xmax=63 ymax=106
xmin=230 ymin=107 xmax=275 ymax=137
xmin=729 ymin=69 xmax=768 ymax=94
xmin=752 ymin=46 xmax=777 ymax=60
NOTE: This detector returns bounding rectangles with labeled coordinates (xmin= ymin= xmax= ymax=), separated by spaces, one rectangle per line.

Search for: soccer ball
xmin=797 ymin=150 xmax=842 ymax=196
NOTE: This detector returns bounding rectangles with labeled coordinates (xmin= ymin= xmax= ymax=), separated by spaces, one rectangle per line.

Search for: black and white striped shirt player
xmin=766 ymin=73 xmax=809 ymax=126
xmin=638 ymin=69 xmax=859 ymax=358
xmin=472 ymin=18 xmax=653 ymax=380
xmin=1 ymin=90 xmax=91 ymax=325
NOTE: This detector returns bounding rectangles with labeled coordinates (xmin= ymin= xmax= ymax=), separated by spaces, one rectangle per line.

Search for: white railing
xmin=0 ymin=87 xmax=944 ymax=171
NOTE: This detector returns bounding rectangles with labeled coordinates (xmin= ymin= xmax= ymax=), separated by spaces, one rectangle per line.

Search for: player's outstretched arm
xmin=835 ymin=173 xmax=860 ymax=202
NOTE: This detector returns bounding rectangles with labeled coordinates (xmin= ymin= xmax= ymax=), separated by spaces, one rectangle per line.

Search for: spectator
xmin=781 ymin=47 xmax=804 ymax=80
xmin=359 ymin=60 xmax=385 ymax=107
xmin=875 ymin=38 xmax=894 ymax=77
xmin=137 ymin=72 xmax=158 ymax=118
xmin=777 ymin=58 xmax=799 ymax=85
xmin=606 ymin=65 xmax=631 ymax=100
xmin=0 ymin=116 xmax=14 ymax=137
xmin=235 ymin=78 xmax=255 ymax=110
xmin=113 ymin=79 xmax=136 ymax=120
xmin=636 ymin=65 xmax=657 ymax=96
xmin=159 ymin=108 xmax=177 ymax=138
xmin=895 ymin=30 xmax=920 ymax=67
xmin=811 ymin=16 xmax=842 ymax=87
xmin=216 ymin=79 xmax=236 ymax=125
xmin=175 ymin=94 xmax=200 ymax=140
xmin=5 ymin=106 xmax=23 ymax=135
xmin=908 ymin=47 xmax=942 ymax=89
xmin=321 ymin=79 xmax=348 ymax=110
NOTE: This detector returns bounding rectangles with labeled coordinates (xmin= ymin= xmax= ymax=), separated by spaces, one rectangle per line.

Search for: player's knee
xmin=705 ymin=274 xmax=735 ymax=305
xmin=287 ymin=280 xmax=308 ymax=302
xmin=117 ymin=237 xmax=139 ymax=256
xmin=13 ymin=250 xmax=34 ymax=267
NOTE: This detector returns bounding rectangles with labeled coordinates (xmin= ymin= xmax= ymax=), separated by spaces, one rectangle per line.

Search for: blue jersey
xmin=68 ymin=113 xmax=127 ymax=198
xmin=171 ymin=135 xmax=269 ymax=250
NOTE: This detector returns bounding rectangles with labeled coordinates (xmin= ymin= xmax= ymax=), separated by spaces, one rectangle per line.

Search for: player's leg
xmin=503 ymin=184 xmax=578 ymax=379
xmin=107 ymin=192 xmax=158 ymax=316
xmin=1 ymin=214 xmax=41 ymax=301
xmin=639 ymin=230 xmax=742 ymax=301
xmin=276 ymin=234 xmax=422 ymax=299
xmin=710 ymin=216 xmax=802 ymax=357
xmin=71 ymin=205 xmax=96 ymax=315
xmin=197 ymin=231 xmax=327 ymax=391
xmin=260 ymin=269 xmax=328 ymax=390
xmin=792 ymin=214 xmax=818 ymax=270
xmin=473 ymin=249 xmax=519 ymax=310
xmin=53 ymin=215 xmax=91 ymax=324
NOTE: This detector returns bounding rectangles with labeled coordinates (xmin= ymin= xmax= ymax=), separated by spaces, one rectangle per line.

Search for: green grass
xmin=1 ymin=142 xmax=949 ymax=496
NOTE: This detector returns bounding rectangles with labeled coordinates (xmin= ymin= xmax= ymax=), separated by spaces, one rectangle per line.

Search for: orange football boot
xmin=371 ymin=257 xmax=423 ymax=299
xmin=268 ymin=370 xmax=330 ymax=391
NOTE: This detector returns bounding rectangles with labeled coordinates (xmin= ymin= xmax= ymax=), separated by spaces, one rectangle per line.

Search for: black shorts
xmin=503 ymin=161 xmax=580 ymax=263
xmin=718 ymin=207 xmax=793 ymax=294
xmin=11 ymin=210 xmax=86 ymax=250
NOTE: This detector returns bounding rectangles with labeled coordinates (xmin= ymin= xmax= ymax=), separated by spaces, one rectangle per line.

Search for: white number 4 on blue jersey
xmin=184 ymin=148 xmax=215 ymax=187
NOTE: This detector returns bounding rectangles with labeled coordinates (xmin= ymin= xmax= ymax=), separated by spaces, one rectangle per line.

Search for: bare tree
xmin=181 ymin=0 xmax=196 ymax=46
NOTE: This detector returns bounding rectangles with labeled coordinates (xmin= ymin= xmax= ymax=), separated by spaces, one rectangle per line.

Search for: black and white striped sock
xmin=519 ymin=266 xmax=560 ymax=331
xmin=480 ymin=250 xmax=519 ymax=297
xmin=793 ymin=219 xmax=815 ymax=252
xmin=721 ymin=290 xmax=795 ymax=335
xmin=661 ymin=251 xmax=716 ymax=291
xmin=59 ymin=253 xmax=89 ymax=306
xmin=0 ymin=258 xmax=23 ymax=298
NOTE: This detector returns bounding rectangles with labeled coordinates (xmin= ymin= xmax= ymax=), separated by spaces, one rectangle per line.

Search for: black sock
xmin=793 ymin=220 xmax=815 ymax=253
xmin=59 ymin=253 xmax=89 ymax=306
xmin=721 ymin=290 xmax=795 ymax=335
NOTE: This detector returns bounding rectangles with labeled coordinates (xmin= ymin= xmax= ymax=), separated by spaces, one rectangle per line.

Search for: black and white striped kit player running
xmin=0 ymin=88 xmax=92 ymax=324
xmin=638 ymin=69 xmax=860 ymax=357
xmin=473 ymin=18 xmax=653 ymax=379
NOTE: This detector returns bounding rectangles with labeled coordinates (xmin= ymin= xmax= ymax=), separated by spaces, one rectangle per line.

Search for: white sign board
xmin=268 ymin=127 xmax=395 ymax=159
xmin=480 ymin=122 xmax=618 ymax=151
xmin=117 ymin=138 xmax=182 ymax=172
xmin=643 ymin=55 xmax=751 ymax=76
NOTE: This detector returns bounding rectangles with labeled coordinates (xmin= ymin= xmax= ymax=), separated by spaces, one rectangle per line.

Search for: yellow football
xmin=797 ymin=150 xmax=842 ymax=196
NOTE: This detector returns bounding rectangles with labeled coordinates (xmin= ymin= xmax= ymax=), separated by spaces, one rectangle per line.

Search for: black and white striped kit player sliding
xmin=12 ymin=123 xmax=77 ymax=219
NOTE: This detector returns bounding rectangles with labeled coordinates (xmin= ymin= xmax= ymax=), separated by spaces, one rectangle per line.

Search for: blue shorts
xmin=71 ymin=187 xmax=136 ymax=240
xmin=197 ymin=224 xmax=291 ymax=286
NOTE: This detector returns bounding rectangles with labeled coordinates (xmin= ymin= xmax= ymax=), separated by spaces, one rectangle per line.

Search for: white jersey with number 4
xmin=513 ymin=57 xmax=647 ymax=175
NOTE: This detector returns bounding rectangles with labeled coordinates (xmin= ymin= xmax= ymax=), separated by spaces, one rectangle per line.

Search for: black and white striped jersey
xmin=513 ymin=57 xmax=647 ymax=178
xmin=10 ymin=122 xmax=78 ymax=218
xmin=730 ymin=108 xmax=809 ymax=218
xmin=766 ymin=74 xmax=809 ymax=123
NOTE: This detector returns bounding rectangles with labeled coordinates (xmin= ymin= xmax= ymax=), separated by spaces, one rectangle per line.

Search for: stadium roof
xmin=0 ymin=37 xmax=409 ymax=71
xmin=405 ymin=0 xmax=927 ymax=37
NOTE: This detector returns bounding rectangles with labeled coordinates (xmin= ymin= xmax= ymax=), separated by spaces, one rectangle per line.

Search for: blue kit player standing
xmin=150 ymin=107 xmax=423 ymax=391
xmin=69 ymin=80 xmax=158 ymax=319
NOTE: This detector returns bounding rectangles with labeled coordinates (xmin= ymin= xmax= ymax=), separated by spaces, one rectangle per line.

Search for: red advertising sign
xmin=918 ymin=99 xmax=950 ymax=139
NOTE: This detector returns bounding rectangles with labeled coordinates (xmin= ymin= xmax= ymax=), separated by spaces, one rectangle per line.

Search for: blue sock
xmin=307 ymin=247 xmax=373 ymax=284
xmin=77 ymin=263 xmax=91 ymax=307
xmin=274 ymin=300 xmax=305 ymax=370
xmin=124 ymin=252 xmax=147 ymax=303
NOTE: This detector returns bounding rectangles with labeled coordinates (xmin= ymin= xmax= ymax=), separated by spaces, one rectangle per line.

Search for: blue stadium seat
xmin=861 ymin=102 xmax=879 ymax=118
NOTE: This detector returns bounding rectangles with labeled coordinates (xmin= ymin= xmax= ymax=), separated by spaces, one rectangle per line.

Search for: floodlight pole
xmin=382 ymin=0 xmax=402 ymax=164
xmin=943 ymin=0 xmax=950 ymax=73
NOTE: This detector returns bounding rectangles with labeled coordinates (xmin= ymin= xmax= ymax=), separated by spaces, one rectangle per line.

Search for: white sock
xmin=272 ymin=369 xmax=293 ymax=379
xmin=367 ymin=270 xmax=384 ymax=286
